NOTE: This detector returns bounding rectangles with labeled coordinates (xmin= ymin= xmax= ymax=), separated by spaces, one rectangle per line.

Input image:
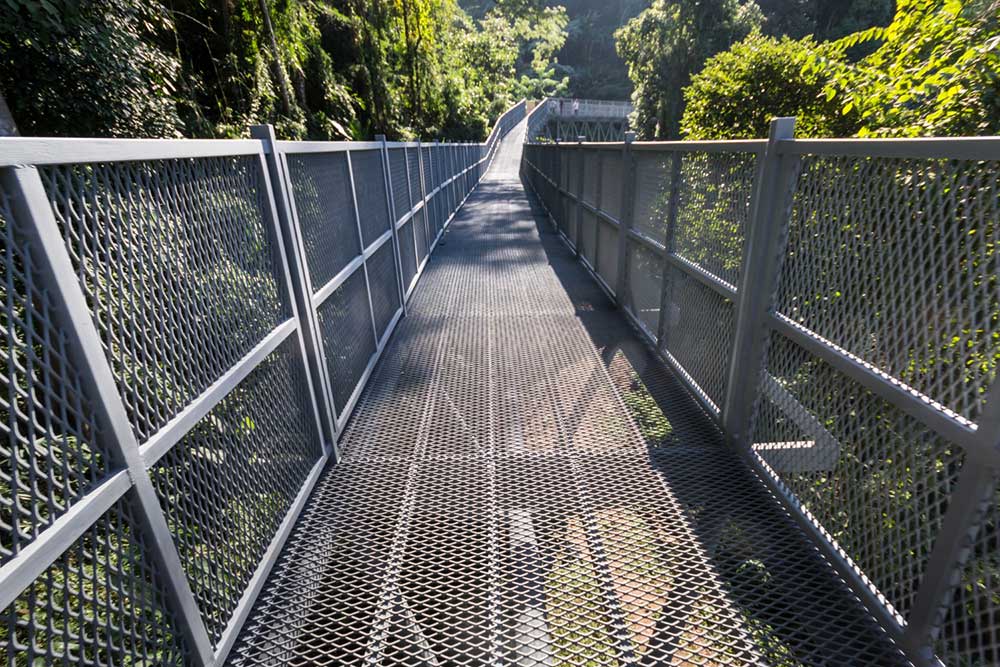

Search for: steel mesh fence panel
xmin=316 ymin=268 xmax=377 ymax=413
xmin=2 ymin=496 xmax=192 ymax=665
xmin=398 ymin=218 xmax=417 ymax=293
xmin=351 ymin=150 xmax=391 ymax=246
xmin=632 ymin=153 xmax=674 ymax=243
xmin=406 ymin=148 xmax=421 ymax=206
xmin=150 ymin=335 xmax=320 ymax=644
xmin=776 ymin=154 xmax=1000 ymax=425
xmin=414 ymin=208 xmax=429 ymax=264
xmin=599 ymin=151 xmax=622 ymax=221
xmin=674 ymin=152 xmax=756 ymax=288
xmin=420 ymin=147 xmax=431 ymax=195
xmin=595 ymin=219 xmax=618 ymax=290
xmin=286 ymin=152 xmax=361 ymax=292
xmin=580 ymin=209 xmax=597 ymax=267
xmin=626 ymin=240 xmax=662 ymax=339
xmin=39 ymin=157 xmax=288 ymax=444
xmin=660 ymin=266 xmax=735 ymax=411
xmin=367 ymin=241 xmax=401 ymax=341
xmin=749 ymin=332 xmax=964 ymax=620
xmin=582 ymin=150 xmax=599 ymax=206
xmin=387 ymin=148 xmax=410 ymax=221
xmin=559 ymin=193 xmax=574 ymax=244
xmin=0 ymin=187 xmax=110 ymax=565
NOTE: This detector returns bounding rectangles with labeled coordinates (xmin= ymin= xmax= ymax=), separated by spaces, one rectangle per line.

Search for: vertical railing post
xmin=721 ymin=117 xmax=797 ymax=445
xmin=251 ymin=124 xmax=338 ymax=454
xmin=0 ymin=166 xmax=216 ymax=666
xmin=656 ymin=151 xmax=683 ymax=344
xmin=614 ymin=131 xmax=637 ymax=303
xmin=574 ymin=136 xmax=586 ymax=258
xmin=377 ymin=134 xmax=408 ymax=313
xmin=416 ymin=139 xmax=430 ymax=265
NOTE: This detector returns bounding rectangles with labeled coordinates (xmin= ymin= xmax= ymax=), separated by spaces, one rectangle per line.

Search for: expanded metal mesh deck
xmin=229 ymin=123 xmax=910 ymax=666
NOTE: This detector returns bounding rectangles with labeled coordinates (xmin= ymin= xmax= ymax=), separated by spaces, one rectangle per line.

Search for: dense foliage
xmin=622 ymin=0 xmax=1000 ymax=139
xmin=0 ymin=0 xmax=563 ymax=139
xmin=680 ymin=34 xmax=858 ymax=139
xmin=615 ymin=0 xmax=762 ymax=139
xmin=812 ymin=0 xmax=1000 ymax=136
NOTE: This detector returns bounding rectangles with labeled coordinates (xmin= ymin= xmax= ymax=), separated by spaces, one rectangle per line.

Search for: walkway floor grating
xmin=230 ymin=121 xmax=911 ymax=666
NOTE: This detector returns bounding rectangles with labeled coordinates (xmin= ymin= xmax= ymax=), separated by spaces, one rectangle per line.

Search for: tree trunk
xmin=258 ymin=0 xmax=293 ymax=117
xmin=0 ymin=90 xmax=19 ymax=136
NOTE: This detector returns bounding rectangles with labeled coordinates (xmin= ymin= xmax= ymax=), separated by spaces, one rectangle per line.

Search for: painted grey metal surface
xmin=0 ymin=99 xmax=526 ymax=666
xmin=523 ymin=125 xmax=1000 ymax=667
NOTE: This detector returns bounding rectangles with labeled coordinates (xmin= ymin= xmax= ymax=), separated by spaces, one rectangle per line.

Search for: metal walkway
xmin=229 ymin=119 xmax=909 ymax=666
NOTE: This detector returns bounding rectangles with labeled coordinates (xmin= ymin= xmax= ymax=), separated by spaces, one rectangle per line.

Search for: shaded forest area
xmin=1 ymin=0 xmax=997 ymax=139
xmin=0 ymin=0 xmax=567 ymax=139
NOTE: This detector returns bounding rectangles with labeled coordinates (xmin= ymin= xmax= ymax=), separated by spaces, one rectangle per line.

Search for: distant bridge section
xmin=527 ymin=97 xmax=633 ymax=142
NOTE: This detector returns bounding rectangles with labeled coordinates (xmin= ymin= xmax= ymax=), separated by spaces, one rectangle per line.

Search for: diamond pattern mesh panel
xmin=2 ymin=495 xmax=191 ymax=665
xmin=387 ymin=148 xmax=410 ymax=222
xmin=626 ymin=240 xmax=662 ymax=339
xmin=674 ymin=151 xmax=756 ymax=288
xmin=150 ymin=336 xmax=320 ymax=644
xmin=0 ymin=187 xmax=110 ymax=565
xmin=367 ymin=240 xmax=401 ymax=342
xmin=351 ymin=150 xmax=391 ymax=247
xmin=599 ymin=151 xmax=622 ymax=221
xmin=397 ymin=219 xmax=418 ymax=294
xmin=234 ymin=130 xmax=909 ymax=667
xmin=582 ymin=149 xmax=599 ymax=206
xmin=633 ymin=153 xmax=673 ymax=243
xmin=40 ymin=158 xmax=287 ymax=444
xmin=286 ymin=152 xmax=361 ymax=292
xmin=421 ymin=147 xmax=432 ymax=194
xmin=777 ymin=154 xmax=1000 ymax=424
xmin=659 ymin=265 xmax=734 ymax=412
xmin=407 ymin=148 xmax=422 ymax=205
xmin=580 ymin=209 xmax=597 ymax=268
xmin=749 ymin=331 xmax=964 ymax=618
xmin=414 ymin=208 xmax=429 ymax=264
xmin=595 ymin=219 xmax=618 ymax=291
xmin=317 ymin=267 xmax=377 ymax=413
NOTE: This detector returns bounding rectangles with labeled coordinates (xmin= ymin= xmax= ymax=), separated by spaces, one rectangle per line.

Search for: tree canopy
xmin=0 ymin=0 xmax=565 ymax=139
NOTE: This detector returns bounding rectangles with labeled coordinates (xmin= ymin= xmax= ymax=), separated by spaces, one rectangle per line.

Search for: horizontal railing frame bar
xmin=0 ymin=137 xmax=265 ymax=165
xmin=0 ymin=469 xmax=133 ymax=611
xmin=139 ymin=318 xmax=299 ymax=467
xmin=769 ymin=314 xmax=989 ymax=462
xmin=779 ymin=136 xmax=1000 ymax=160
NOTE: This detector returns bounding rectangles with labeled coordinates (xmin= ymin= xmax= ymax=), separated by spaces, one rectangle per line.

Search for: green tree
xmin=0 ymin=0 xmax=183 ymax=137
xmin=615 ymin=0 xmax=763 ymax=139
xmin=812 ymin=0 xmax=1000 ymax=137
xmin=680 ymin=33 xmax=859 ymax=139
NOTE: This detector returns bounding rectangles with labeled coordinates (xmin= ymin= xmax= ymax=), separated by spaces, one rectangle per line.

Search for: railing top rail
xmin=277 ymin=139 xmax=383 ymax=153
xmin=526 ymin=138 xmax=767 ymax=153
xmin=0 ymin=136 xmax=265 ymax=166
xmin=780 ymin=136 xmax=1000 ymax=160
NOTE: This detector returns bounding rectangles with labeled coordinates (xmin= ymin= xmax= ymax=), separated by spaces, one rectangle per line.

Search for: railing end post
xmin=767 ymin=117 xmax=795 ymax=143
xmin=249 ymin=123 xmax=277 ymax=142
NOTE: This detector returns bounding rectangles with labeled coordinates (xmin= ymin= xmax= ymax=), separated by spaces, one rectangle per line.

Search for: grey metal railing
xmin=521 ymin=121 xmax=1000 ymax=667
xmin=0 ymin=99 xmax=526 ymax=666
